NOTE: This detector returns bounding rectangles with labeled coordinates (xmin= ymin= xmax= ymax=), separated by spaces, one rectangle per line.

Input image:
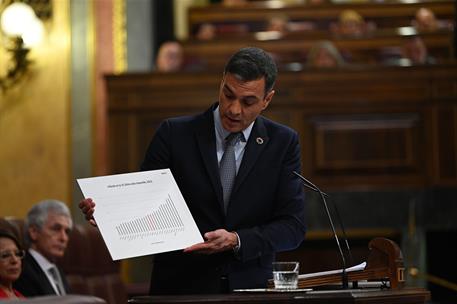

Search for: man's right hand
xmin=78 ymin=198 xmax=97 ymax=227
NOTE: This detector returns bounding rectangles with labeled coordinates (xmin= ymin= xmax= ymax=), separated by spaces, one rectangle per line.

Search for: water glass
xmin=272 ymin=261 xmax=299 ymax=289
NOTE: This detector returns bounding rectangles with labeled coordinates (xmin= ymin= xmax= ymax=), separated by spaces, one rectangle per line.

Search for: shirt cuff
xmin=233 ymin=231 xmax=241 ymax=253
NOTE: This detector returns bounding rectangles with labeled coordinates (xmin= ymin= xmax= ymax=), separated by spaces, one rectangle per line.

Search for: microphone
xmin=291 ymin=171 xmax=353 ymax=264
xmin=293 ymin=171 xmax=349 ymax=289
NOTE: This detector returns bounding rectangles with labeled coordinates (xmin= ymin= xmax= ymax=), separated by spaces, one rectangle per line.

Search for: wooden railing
xmin=188 ymin=0 xmax=455 ymax=35
xmin=181 ymin=28 xmax=454 ymax=69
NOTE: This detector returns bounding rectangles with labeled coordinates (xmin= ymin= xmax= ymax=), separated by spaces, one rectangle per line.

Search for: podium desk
xmin=129 ymin=288 xmax=430 ymax=304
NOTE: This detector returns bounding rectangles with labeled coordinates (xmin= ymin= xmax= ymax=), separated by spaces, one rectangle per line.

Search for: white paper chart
xmin=77 ymin=169 xmax=203 ymax=260
xmin=115 ymin=194 xmax=185 ymax=240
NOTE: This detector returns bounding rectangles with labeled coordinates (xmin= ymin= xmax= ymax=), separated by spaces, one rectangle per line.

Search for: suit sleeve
xmin=13 ymin=271 xmax=38 ymax=296
xmin=235 ymin=131 xmax=306 ymax=262
xmin=13 ymin=255 xmax=56 ymax=296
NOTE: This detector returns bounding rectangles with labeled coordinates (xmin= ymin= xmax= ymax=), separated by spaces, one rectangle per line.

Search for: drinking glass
xmin=272 ymin=261 xmax=299 ymax=289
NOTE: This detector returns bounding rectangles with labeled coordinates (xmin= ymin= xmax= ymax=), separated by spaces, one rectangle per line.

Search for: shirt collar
xmin=213 ymin=105 xmax=254 ymax=142
xmin=29 ymin=248 xmax=56 ymax=271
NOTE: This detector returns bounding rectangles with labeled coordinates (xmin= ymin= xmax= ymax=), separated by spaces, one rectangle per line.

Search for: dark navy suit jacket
xmin=13 ymin=252 xmax=69 ymax=297
xmin=141 ymin=104 xmax=306 ymax=294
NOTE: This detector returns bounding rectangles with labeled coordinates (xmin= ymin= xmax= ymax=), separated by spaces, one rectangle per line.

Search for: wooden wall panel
xmin=105 ymin=64 xmax=457 ymax=190
xmin=436 ymin=107 xmax=457 ymax=182
xmin=311 ymin=114 xmax=420 ymax=173
xmin=108 ymin=114 xmax=130 ymax=174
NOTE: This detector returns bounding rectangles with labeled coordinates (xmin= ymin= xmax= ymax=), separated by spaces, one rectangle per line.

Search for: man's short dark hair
xmin=224 ymin=47 xmax=278 ymax=94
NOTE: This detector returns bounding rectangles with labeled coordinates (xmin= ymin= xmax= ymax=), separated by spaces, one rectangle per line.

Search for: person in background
xmin=331 ymin=9 xmax=375 ymax=37
xmin=412 ymin=7 xmax=438 ymax=32
xmin=411 ymin=7 xmax=453 ymax=32
xmin=265 ymin=15 xmax=290 ymax=34
xmin=401 ymin=36 xmax=436 ymax=65
xmin=155 ymin=41 xmax=184 ymax=72
xmin=14 ymin=199 xmax=72 ymax=297
xmin=196 ymin=23 xmax=217 ymax=41
xmin=0 ymin=230 xmax=25 ymax=299
xmin=222 ymin=0 xmax=247 ymax=6
xmin=80 ymin=47 xmax=306 ymax=295
xmin=306 ymin=40 xmax=346 ymax=68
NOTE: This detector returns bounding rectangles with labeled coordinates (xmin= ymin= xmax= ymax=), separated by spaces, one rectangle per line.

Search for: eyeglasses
xmin=0 ymin=250 xmax=25 ymax=261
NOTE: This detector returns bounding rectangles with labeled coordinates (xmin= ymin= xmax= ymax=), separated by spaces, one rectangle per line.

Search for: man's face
xmin=315 ymin=49 xmax=338 ymax=68
xmin=29 ymin=212 xmax=72 ymax=261
xmin=156 ymin=42 xmax=183 ymax=72
xmin=416 ymin=8 xmax=437 ymax=31
xmin=218 ymin=73 xmax=274 ymax=133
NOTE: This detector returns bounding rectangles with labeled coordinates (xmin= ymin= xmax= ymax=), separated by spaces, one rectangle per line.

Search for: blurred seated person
xmin=195 ymin=23 xmax=217 ymax=41
xmin=14 ymin=200 xmax=73 ymax=297
xmin=330 ymin=9 xmax=375 ymax=37
xmin=306 ymin=40 xmax=346 ymax=68
xmin=411 ymin=7 xmax=453 ymax=32
xmin=381 ymin=36 xmax=436 ymax=66
xmin=156 ymin=40 xmax=206 ymax=71
xmin=0 ymin=230 xmax=25 ymax=299
xmin=306 ymin=0 xmax=331 ymax=4
xmin=156 ymin=41 xmax=184 ymax=72
xmin=222 ymin=0 xmax=247 ymax=6
xmin=265 ymin=15 xmax=317 ymax=34
xmin=401 ymin=36 xmax=436 ymax=65
xmin=265 ymin=15 xmax=290 ymax=34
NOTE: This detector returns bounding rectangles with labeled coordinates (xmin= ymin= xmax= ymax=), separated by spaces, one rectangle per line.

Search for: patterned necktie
xmin=48 ymin=266 xmax=65 ymax=295
xmin=219 ymin=132 xmax=242 ymax=213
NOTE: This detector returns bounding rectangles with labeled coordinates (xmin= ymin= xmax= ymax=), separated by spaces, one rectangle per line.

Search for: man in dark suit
xmin=14 ymin=200 xmax=72 ymax=296
xmin=80 ymin=47 xmax=306 ymax=294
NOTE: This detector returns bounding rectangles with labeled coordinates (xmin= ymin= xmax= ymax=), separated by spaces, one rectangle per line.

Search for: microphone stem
xmin=318 ymin=190 xmax=348 ymax=289
xmin=332 ymin=202 xmax=357 ymax=289
xmin=333 ymin=202 xmax=354 ymax=265
xmin=292 ymin=171 xmax=349 ymax=289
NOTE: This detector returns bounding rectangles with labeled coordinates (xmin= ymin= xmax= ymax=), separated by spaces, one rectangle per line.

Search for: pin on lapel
xmin=256 ymin=137 xmax=264 ymax=145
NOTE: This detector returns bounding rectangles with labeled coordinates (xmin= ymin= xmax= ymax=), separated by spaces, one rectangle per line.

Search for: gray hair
xmin=24 ymin=199 xmax=73 ymax=246
xmin=306 ymin=40 xmax=346 ymax=67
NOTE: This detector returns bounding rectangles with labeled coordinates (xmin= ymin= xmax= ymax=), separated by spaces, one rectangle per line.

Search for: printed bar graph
xmin=115 ymin=194 xmax=184 ymax=240
xmin=77 ymin=169 xmax=204 ymax=260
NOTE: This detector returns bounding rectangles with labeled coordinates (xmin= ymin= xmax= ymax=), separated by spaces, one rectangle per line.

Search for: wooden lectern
xmin=130 ymin=238 xmax=430 ymax=304
xmin=291 ymin=237 xmax=406 ymax=289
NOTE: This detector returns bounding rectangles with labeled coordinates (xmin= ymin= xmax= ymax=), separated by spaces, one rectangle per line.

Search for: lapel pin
xmin=256 ymin=137 xmax=264 ymax=145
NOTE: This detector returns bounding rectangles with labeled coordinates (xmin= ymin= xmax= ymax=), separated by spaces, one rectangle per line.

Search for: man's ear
xmin=28 ymin=225 xmax=39 ymax=242
xmin=262 ymin=89 xmax=275 ymax=110
xmin=219 ymin=73 xmax=226 ymax=92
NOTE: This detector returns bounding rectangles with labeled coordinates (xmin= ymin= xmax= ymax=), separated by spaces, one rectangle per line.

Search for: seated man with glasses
xmin=13 ymin=200 xmax=73 ymax=297
xmin=0 ymin=229 xmax=25 ymax=299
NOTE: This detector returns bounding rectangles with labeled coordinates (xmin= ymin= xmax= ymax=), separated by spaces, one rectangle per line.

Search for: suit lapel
xmin=195 ymin=105 xmax=224 ymax=208
xmin=27 ymin=253 xmax=58 ymax=295
xmin=58 ymin=267 xmax=70 ymax=293
xmin=232 ymin=117 xmax=269 ymax=195
xmin=195 ymin=108 xmax=270 ymax=212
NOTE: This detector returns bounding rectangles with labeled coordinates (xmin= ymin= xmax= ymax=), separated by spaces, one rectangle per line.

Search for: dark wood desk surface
xmin=129 ymin=288 xmax=430 ymax=304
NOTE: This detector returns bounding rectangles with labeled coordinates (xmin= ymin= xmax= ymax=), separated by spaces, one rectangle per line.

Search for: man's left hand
xmin=183 ymin=229 xmax=238 ymax=254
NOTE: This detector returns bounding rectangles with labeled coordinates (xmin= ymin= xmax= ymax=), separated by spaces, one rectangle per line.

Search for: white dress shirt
xmin=28 ymin=248 xmax=65 ymax=295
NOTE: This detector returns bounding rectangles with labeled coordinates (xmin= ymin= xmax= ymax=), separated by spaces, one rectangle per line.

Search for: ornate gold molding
xmin=113 ymin=0 xmax=127 ymax=74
